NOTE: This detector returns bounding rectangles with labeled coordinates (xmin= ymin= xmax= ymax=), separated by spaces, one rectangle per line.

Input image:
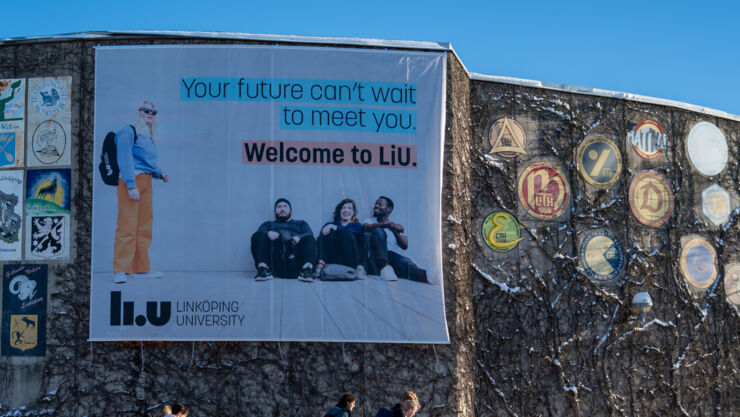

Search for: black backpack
xmin=99 ymin=125 xmax=136 ymax=186
xmin=376 ymin=408 xmax=394 ymax=417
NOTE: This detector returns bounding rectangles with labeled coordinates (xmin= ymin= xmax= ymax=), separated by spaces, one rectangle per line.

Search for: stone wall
xmin=0 ymin=35 xmax=738 ymax=417
xmin=0 ymin=38 xmax=470 ymax=417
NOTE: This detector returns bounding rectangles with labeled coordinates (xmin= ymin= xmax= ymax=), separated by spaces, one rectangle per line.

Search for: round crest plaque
xmin=576 ymin=137 xmax=622 ymax=188
xmin=578 ymin=229 xmax=626 ymax=282
xmin=518 ymin=162 xmax=570 ymax=220
xmin=481 ymin=211 xmax=523 ymax=253
xmin=687 ymin=122 xmax=727 ymax=176
xmin=680 ymin=237 xmax=718 ymax=290
xmin=628 ymin=171 xmax=674 ymax=228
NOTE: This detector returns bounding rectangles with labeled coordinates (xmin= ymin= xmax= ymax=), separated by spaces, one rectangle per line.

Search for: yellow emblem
xmin=481 ymin=211 xmax=524 ymax=252
xmin=679 ymin=237 xmax=717 ymax=290
xmin=9 ymin=314 xmax=38 ymax=351
xmin=488 ymin=117 xmax=526 ymax=157
xmin=724 ymin=264 xmax=740 ymax=305
xmin=628 ymin=171 xmax=674 ymax=227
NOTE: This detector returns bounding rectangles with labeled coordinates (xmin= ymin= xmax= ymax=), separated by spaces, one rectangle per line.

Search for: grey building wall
xmin=0 ymin=35 xmax=737 ymax=416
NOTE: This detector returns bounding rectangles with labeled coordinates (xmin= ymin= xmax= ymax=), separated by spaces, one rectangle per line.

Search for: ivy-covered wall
xmin=470 ymin=80 xmax=740 ymax=416
xmin=0 ymin=35 xmax=738 ymax=417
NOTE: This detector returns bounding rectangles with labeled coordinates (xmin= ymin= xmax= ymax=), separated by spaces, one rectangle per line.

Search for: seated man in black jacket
xmin=250 ymin=198 xmax=317 ymax=282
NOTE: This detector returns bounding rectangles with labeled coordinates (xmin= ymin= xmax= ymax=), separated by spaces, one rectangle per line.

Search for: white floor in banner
xmin=89 ymin=271 xmax=449 ymax=343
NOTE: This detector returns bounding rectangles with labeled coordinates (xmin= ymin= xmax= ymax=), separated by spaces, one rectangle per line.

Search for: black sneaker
xmin=255 ymin=266 xmax=273 ymax=281
xmin=298 ymin=267 xmax=315 ymax=283
xmin=314 ymin=264 xmax=324 ymax=280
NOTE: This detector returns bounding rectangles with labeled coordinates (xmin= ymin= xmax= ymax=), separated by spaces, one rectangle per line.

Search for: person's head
xmin=373 ymin=196 xmax=394 ymax=219
xmin=333 ymin=198 xmax=357 ymax=225
xmin=337 ymin=393 xmax=356 ymax=411
xmin=137 ymin=101 xmax=157 ymax=125
xmin=135 ymin=100 xmax=158 ymax=135
xmin=274 ymin=198 xmax=292 ymax=221
xmin=401 ymin=391 xmax=418 ymax=403
xmin=401 ymin=398 xmax=419 ymax=417
xmin=165 ymin=402 xmax=188 ymax=417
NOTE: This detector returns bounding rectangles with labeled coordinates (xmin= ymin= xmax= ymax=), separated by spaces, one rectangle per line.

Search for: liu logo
xmin=109 ymin=291 xmax=171 ymax=326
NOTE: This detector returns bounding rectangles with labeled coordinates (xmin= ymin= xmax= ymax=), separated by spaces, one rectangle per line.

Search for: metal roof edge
xmin=470 ymin=73 xmax=740 ymax=123
xmin=0 ymin=30 xmax=452 ymax=51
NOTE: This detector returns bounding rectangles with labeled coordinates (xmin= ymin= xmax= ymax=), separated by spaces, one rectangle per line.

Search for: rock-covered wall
xmin=470 ymin=81 xmax=740 ymax=416
xmin=0 ymin=38 xmax=470 ymax=417
xmin=0 ymin=35 xmax=738 ymax=417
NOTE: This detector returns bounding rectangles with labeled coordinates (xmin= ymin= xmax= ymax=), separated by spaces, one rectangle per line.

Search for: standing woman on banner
xmin=113 ymin=100 xmax=169 ymax=283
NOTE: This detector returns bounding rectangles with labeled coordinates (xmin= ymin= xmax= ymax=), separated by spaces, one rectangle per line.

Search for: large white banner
xmin=90 ymin=45 xmax=448 ymax=343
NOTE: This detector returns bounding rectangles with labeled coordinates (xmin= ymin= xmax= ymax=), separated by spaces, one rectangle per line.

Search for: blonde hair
xmin=402 ymin=399 xmax=420 ymax=413
xmin=401 ymin=391 xmax=418 ymax=403
xmin=134 ymin=100 xmax=157 ymax=138
xmin=162 ymin=405 xmax=172 ymax=415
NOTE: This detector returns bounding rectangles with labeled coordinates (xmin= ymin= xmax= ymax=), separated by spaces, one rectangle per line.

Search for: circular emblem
xmin=724 ymin=264 xmax=740 ymax=305
xmin=576 ymin=137 xmax=622 ymax=188
xmin=488 ymin=117 xmax=526 ymax=158
xmin=481 ymin=211 xmax=523 ymax=253
xmin=579 ymin=229 xmax=626 ymax=282
xmin=31 ymin=78 xmax=68 ymax=118
xmin=518 ymin=162 xmax=570 ymax=220
xmin=628 ymin=171 xmax=674 ymax=227
xmin=627 ymin=119 xmax=668 ymax=159
xmin=32 ymin=120 xmax=66 ymax=165
xmin=687 ymin=122 xmax=727 ymax=176
xmin=680 ymin=237 xmax=718 ymax=289
xmin=701 ymin=183 xmax=732 ymax=226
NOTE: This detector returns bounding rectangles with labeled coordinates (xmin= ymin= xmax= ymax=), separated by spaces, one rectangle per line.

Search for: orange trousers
xmin=113 ymin=174 xmax=153 ymax=274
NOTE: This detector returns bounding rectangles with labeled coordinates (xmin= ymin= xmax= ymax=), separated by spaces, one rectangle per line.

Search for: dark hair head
xmin=274 ymin=198 xmax=291 ymax=210
xmin=337 ymin=393 xmax=356 ymax=408
xmin=333 ymin=198 xmax=357 ymax=224
xmin=274 ymin=198 xmax=292 ymax=220
xmin=171 ymin=402 xmax=189 ymax=415
xmin=379 ymin=195 xmax=394 ymax=210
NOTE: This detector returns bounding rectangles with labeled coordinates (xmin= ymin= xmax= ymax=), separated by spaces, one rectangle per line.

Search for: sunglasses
xmin=139 ymin=108 xmax=157 ymax=115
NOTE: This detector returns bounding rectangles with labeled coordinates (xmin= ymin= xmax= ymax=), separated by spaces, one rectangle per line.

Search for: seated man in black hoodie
xmin=250 ymin=198 xmax=317 ymax=282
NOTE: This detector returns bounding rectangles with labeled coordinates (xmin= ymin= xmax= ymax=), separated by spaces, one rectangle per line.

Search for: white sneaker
xmin=113 ymin=272 xmax=128 ymax=283
xmin=379 ymin=265 xmax=397 ymax=281
xmin=354 ymin=265 xmax=367 ymax=280
xmin=134 ymin=270 xmax=163 ymax=279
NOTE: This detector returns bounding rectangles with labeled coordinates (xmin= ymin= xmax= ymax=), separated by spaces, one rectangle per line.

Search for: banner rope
xmin=432 ymin=345 xmax=441 ymax=373
xmin=187 ymin=341 xmax=195 ymax=373
xmin=88 ymin=341 xmax=93 ymax=368
xmin=140 ymin=341 xmax=144 ymax=372
xmin=278 ymin=341 xmax=285 ymax=373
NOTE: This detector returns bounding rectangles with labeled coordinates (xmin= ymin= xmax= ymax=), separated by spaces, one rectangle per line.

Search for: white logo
xmin=31 ymin=78 xmax=68 ymax=118
xmin=687 ymin=122 xmax=727 ymax=176
xmin=9 ymin=275 xmax=37 ymax=301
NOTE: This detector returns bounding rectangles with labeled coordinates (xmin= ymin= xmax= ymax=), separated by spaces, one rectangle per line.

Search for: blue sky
xmin=3 ymin=0 xmax=739 ymax=115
